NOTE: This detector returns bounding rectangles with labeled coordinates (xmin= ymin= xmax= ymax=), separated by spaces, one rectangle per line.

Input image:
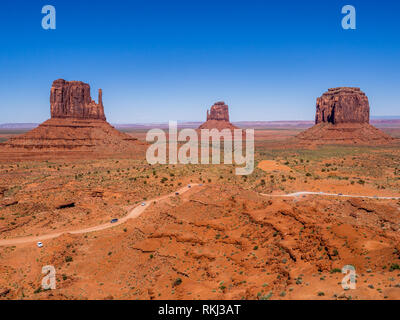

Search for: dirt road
xmin=261 ymin=191 xmax=400 ymax=200
xmin=0 ymin=184 xmax=198 ymax=247
xmin=1 ymin=184 xmax=397 ymax=247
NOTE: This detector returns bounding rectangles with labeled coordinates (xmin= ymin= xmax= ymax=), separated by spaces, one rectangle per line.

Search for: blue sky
xmin=0 ymin=0 xmax=399 ymax=123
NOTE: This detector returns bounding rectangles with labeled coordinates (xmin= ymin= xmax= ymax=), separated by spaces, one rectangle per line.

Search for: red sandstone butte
xmin=315 ymin=87 xmax=369 ymax=125
xmin=199 ymin=102 xmax=238 ymax=130
xmin=207 ymin=101 xmax=230 ymax=122
xmin=50 ymin=79 xmax=106 ymax=120
xmin=297 ymin=87 xmax=395 ymax=145
xmin=0 ymin=79 xmax=145 ymax=157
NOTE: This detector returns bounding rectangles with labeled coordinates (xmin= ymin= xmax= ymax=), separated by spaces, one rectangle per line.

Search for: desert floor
xmin=1 ymin=128 xmax=400 ymax=300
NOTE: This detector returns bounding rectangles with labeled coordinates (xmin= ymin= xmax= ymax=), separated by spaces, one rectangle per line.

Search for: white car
xmin=37 ymin=242 xmax=43 ymax=248
xmin=141 ymin=202 xmax=146 ymax=206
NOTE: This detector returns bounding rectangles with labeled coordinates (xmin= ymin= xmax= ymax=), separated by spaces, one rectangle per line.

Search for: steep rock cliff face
xmin=296 ymin=88 xmax=395 ymax=145
xmin=50 ymin=79 xmax=106 ymax=120
xmin=199 ymin=102 xmax=238 ymax=130
xmin=315 ymin=87 xmax=369 ymax=125
xmin=0 ymin=79 xmax=146 ymax=156
xmin=206 ymin=102 xmax=230 ymax=122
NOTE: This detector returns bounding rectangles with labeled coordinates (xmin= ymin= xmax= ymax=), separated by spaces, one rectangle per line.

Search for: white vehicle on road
xmin=37 ymin=242 xmax=43 ymax=248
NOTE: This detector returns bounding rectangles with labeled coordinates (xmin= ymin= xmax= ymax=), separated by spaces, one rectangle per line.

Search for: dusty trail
xmin=0 ymin=184 xmax=198 ymax=247
xmin=1 ymin=184 xmax=398 ymax=247
xmin=261 ymin=191 xmax=400 ymax=200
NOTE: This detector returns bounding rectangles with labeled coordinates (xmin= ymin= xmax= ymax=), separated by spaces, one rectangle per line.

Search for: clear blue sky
xmin=0 ymin=0 xmax=399 ymax=123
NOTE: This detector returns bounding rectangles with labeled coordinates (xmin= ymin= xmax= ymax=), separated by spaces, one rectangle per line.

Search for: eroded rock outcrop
xmin=296 ymin=87 xmax=395 ymax=145
xmin=206 ymin=102 xmax=230 ymax=122
xmin=199 ymin=102 xmax=238 ymax=130
xmin=315 ymin=87 xmax=369 ymax=125
xmin=50 ymin=79 xmax=106 ymax=120
xmin=0 ymin=79 xmax=145 ymax=157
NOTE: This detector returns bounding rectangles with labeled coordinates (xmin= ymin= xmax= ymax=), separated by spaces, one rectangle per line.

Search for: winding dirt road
xmin=1 ymin=184 xmax=398 ymax=247
xmin=261 ymin=191 xmax=400 ymax=200
xmin=0 ymin=184 xmax=198 ymax=247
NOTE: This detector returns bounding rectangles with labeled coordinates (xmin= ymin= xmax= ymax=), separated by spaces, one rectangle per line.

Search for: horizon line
xmin=2 ymin=116 xmax=400 ymax=127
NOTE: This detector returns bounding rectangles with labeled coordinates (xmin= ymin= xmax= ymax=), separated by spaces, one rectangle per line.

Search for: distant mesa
xmin=0 ymin=79 xmax=145 ymax=157
xmin=198 ymin=101 xmax=238 ymax=130
xmin=297 ymin=87 xmax=395 ymax=145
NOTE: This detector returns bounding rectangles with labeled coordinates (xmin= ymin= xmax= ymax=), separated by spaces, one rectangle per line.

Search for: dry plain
xmin=1 ymin=127 xmax=400 ymax=300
